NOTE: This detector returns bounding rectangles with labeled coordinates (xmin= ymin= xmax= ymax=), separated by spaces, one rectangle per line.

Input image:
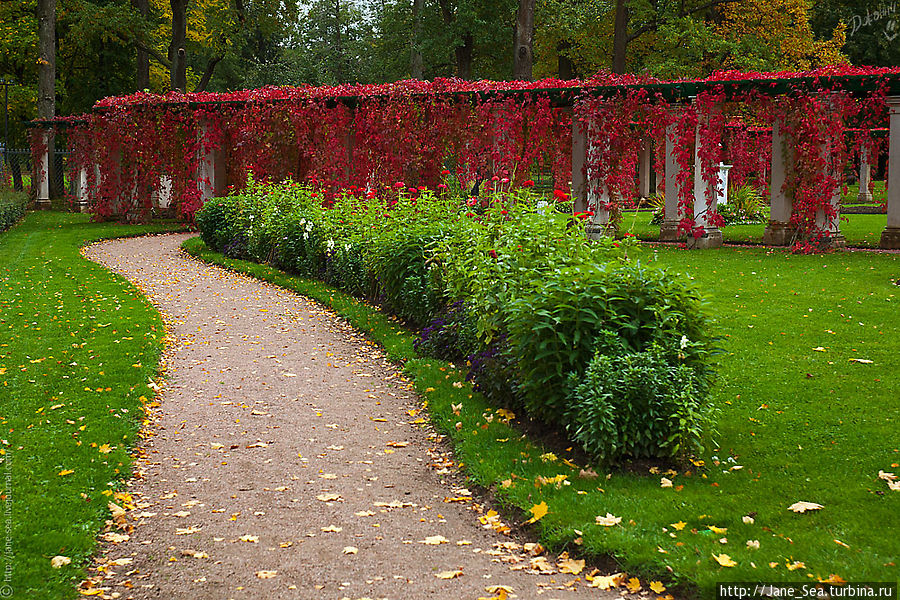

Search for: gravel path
xmin=83 ymin=234 xmax=617 ymax=600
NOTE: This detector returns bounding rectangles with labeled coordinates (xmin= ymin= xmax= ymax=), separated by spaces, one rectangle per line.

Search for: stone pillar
xmin=858 ymin=146 xmax=873 ymax=204
xmin=638 ymin=138 xmax=652 ymax=198
xmin=687 ymin=105 xmax=723 ymax=249
xmin=152 ymin=175 xmax=173 ymax=216
xmin=197 ymin=122 xmax=226 ymax=204
xmin=815 ymin=125 xmax=846 ymax=249
xmin=881 ymin=98 xmax=900 ymax=248
xmin=571 ymin=113 xmax=610 ymax=238
xmin=763 ymin=119 xmax=796 ymax=246
xmin=659 ymin=108 xmax=683 ymax=241
xmin=35 ymin=130 xmax=52 ymax=210
xmin=73 ymin=166 xmax=90 ymax=213
xmin=716 ymin=163 xmax=732 ymax=205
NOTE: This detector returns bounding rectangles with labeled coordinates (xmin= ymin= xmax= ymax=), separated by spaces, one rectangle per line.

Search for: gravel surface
xmin=83 ymin=234 xmax=618 ymax=600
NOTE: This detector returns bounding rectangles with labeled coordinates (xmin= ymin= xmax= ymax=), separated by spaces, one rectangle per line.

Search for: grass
xmin=0 ymin=211 xmax=185 ymax=599
xmin=621 ymin=210 xmax=888 ymax=248
xmin=182 ymin=236 xmax=900 ymax=596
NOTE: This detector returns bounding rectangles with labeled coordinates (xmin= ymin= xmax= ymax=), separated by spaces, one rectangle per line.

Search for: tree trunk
xmin=170 ymin=0 xmax=188 ymax=91
xmin=557 ymin=40 xmax=575 ymax=79
xmin=37 ymin=0 xmax=55 ymax=121
xmin=410 ymin=0 xmax=424 ymax=78
xmin=513 ymin=0 xmax=535 ymax=80
xmin=611 ymin=0 xmax=628 ymax=74
xmin=455 ymin=33 xmax=473 ymax=79
xmin=133 ymin=0 xmax=150 ymax=90
xmin=333 ymin=0 xmax=344 ymax=82
xmin=37 ymin=0 xmax=56 ymax=200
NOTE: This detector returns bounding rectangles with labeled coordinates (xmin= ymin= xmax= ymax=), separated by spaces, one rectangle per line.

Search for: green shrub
xmin=272 ymin=211 xmax=327 ymax=278
xmin=565 ymin=345 xmax=715 ymax=463
xmin=0 ymin=189 xmax=29 ymax=233
xmin=504 ymin=261 xmax=716 ymax=425
xmin=195 ymin=196 xmax=246 ymax=252
xmin=718 ymin=184 xmax=767 ymax=225
xmin=325 ymin=242 xmax=372 ymax=298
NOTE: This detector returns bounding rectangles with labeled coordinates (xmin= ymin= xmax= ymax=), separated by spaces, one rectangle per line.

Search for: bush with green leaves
xmin=504 ymin=260 xmax=716 ymax=425
xmin=566 ymin=343 xmax=716 ymax=464
xmin=0 ymin=189 xmax=28 ymax=233
xmin=718 ymin=184 xmax=768 ymax=224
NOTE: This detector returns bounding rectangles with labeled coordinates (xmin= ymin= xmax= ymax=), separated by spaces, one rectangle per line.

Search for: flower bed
xmin=195 ymin=181 xmax=720 ymax=464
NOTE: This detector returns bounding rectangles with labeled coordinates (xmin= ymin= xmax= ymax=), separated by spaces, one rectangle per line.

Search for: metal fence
xmin=0 ymin=148 xmax=73 ymax=197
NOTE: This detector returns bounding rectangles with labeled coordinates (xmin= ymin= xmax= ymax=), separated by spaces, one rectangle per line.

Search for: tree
xmin=514 ymin=0 xmax=536 ymax=79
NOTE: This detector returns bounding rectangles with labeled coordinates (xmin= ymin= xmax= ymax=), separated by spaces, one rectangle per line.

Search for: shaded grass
xmin=183 ymin=236 xmax=900 ymax=596
xmin=621 ymin=210 xmax=888 ymax=248
xmin=0 ymin=211 xmax=186 ymax=599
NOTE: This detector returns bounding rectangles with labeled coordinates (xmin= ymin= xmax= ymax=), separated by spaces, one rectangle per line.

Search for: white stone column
xmin=571 ymin=113 xmax=610 ymax=237
xmin=763 ymin=119 xmax=796 ymax=246
xmin=858 ymin=146 xmax=873 ymax=204
xmin=659 ymin=106 xmax=683 ymax=241
xmin=638 ymin=138 xmax=652 ymax=198
xmin=814 ymin=117 xmax=846 ymax=248
xmin=73 ymin=166 xmax=90 ymax=213
xmin=35 ymin=130 xmax=51 ymax=210
xmin=197 ymin=121 xmax=226 ymax=204
xmin=687 ymin=103 xmax=723 ymax=249
xmin=151 ymin=175 xmax=173 ymax=215
xmin=881 ymin=98 xmax=900 ymax=248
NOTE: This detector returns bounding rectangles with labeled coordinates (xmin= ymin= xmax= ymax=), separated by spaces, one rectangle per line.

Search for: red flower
xmin=521 ymin=180 xmax=535 ymax=187
xmin=394 ymin=181 xmax=405 ymax=189
xmin=553 ymin=189 xmax=569 ymax=202
xmin=488 ymin=249 xmax=498 ymax=258
xmin=440 ymin=169 xmax=451 ymax=176
xmin=437 ymin=184 xmax=447 ymax=190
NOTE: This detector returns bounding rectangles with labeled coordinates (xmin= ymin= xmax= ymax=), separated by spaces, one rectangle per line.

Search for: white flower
xmin=536 ymin=200 xmax=549 ymax=215
xmin=326 ymin=239 xmax=335 ymax=252
xmin=680 ymin=335 xmax=689 ymax=349
xmin=306 ymin=221 xmax=314 ymax=232
xmin=302 ymin=232 xmax=309 ymax=240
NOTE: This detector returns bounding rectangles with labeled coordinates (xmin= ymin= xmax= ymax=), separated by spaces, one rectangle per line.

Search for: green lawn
xmin=3 ymin=212 xmax=897 ymax=598
xmin=0 ymin=211 xmax=184 ymax=599
xmin=622 ymin=210 xmax=889 ymax=248
xmin=184 ymin=237 xmax=900 ymax=596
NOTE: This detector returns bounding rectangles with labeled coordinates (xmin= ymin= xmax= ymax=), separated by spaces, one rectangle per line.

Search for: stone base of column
xmin=76 ymin=201 xmax=91 ymax=214
xmin=659 ymin=220 xmax=682 ymax=241
xmin=816 ymin=233 xmax=846 ymax=249
xmin=35 ymin=198 xmax=52 ymax=211
xmin=762 ymin=221 xmax=796 ymax=246
xmin=857 ymin=192 xmax=873 ymax=204
xmin=880 ymin=227 xmax=900 ymax=249
xmin=686 ymin=228 xmax=723 ymax=249
xmin=585 ymin=223 xmax=612 ymax=240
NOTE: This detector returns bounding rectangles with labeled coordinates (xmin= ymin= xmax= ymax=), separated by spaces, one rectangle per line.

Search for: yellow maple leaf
xmin=58 ymin=469 xmax=74 ymax=476
xmin=435 ymin=569 xmax=463 ymax=579
xmin=557 ymin=556 xmax=585 ymax=575
xmin=786 ymin=560 xmax=806 ymax=571
xmin=713 ymin=554 xmax=737 ymax=567
xmin=98 ymin=444 xmax=112 ymax=454
xmin=708 ymin=525 xmax=728 ymax=534
xmin=670 ymin=521 xmax=687 ymax=531
xmin=525 ymin=501 xmax=548 ymax=524
xmin=626 ymin=577 xmax=642 ymax=592
xmin=587 ymin=572 xmax=625 ymax=589
xmin=650 ymin=580 xmax=667 ymax=593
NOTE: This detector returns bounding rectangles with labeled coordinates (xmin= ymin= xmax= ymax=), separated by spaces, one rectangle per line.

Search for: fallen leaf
xmin=239 ymin=535 xmax=259 ymax=543
xmin=595 ymin=513 xmax=621 ymax=527
xmin=421 ymin=535 xmax=449 ymax=545
xmin=97 ymin=444 xmax=112 ymax=454
xmin=650 ymin=581 xmax=667 ymax=593
xmin=747 ymin=540 xmax=760 ymax=549
xmin=58 ymin=469 xmax=74 ymax=476
xmin=175 ymin=526 xmax=201 ymax=535
xmin=435 ymin=569 xmax=463 ymax=579
xmin=342 ymin=546 xmax=358 ymax=555
xmin=788 ymin=501 xmax=823 ymax=513
xmin=848 ymin=358 xmax=873 ymax=364
xmin=530 ymin=556 xmax=555 ymax=573
xmin=316 ymin=493 xmax=342 ymax=502
xmin=660 ymin=477 xmax=673 ymax=488
xmin=713 ymin=554 xmax=737 ymax=567
xmin=557 ymin=555 xmax=585 ymax=575
xmin=670 ymin=521 xmax=686 ymax=531
xmin=524 ymin=501 xmax=548 ymax=524
xmin=708 ymin=525 xmax=728 ymax=535
xmin=51 ymin=556 xmax=71 ymax=569
xmin=626 ymin=577 xmax=642 ymax=593
xmin=321 ymin=525 xmax=343 ymax=533
xmin=101 ymin=532 xmax=129 ymax=543
xmin=386 ymin=441 xmax=409 ymax=448
xmin=255 ymin=570 xmax=277 ymax=579
xmin=786 ymin=560 xmax=806 ymax=571
xmin=742 ymin=515 xmax=755 ymax=524
xmin=587 ymin=572 xmax=625 ymax=589
xmin=820 ymin=574 xmax=847 ymax=584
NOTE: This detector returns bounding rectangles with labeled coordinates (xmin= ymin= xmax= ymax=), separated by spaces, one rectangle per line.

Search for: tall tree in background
xmin=514 ymin=0 xmax=536 ymax=79
xmin=133 ymin=0 xmax=150 ymax=89
xmin=410 ymin=0 xmax=425 ymax=78
xmin=36 ymin=0 xmax=55 ymax=120
xmin=170 ymin=0 xmax=188 ymax=90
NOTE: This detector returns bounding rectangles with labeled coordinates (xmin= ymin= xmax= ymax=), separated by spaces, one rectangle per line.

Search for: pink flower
xmin=394 ymin=181 xmax=405 ymax=189
xmin=437 ymin=183 xmax=447 ymax=190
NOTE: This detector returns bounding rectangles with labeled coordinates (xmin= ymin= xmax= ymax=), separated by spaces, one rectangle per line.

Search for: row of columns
xmin=572 ymin=98 xmax=900 ymax=249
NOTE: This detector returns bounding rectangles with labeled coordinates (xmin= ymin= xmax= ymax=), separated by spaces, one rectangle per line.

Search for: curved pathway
xmin=84 ymin=234 xmax=617 ymax=600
